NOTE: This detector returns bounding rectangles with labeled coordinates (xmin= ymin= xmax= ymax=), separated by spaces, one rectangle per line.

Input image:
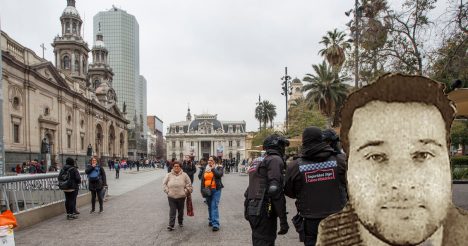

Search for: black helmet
xmin=263 ymin=134 xmax=290 ymax=149
xmin=322 ymin=129 xmax=339 ymax=142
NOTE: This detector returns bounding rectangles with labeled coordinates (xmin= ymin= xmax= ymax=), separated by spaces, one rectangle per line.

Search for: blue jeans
xmin=207 ymin=188 xmax=222 ymax=228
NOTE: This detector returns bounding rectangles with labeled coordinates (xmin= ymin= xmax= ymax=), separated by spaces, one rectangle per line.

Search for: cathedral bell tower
xmin=90 ymin=27 xmax=117 ymax=108
xmin=52 ymin=0 xmax=90 ymax=86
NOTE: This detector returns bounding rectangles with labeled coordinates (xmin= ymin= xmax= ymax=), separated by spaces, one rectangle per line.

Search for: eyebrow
xmin=418 ymin=139 xmax=443 ymax=148
xmin=357 ymin=140 xmax=384 ymax=152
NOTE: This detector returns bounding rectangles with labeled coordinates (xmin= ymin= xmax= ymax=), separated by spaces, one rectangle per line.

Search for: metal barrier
xmin=0 ymin=171 xmax=89 ymax=214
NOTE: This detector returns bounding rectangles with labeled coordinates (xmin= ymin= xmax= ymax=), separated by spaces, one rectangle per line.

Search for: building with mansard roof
xmin=166 ymin=108 xmax=247 ymax=162
xmin=0 ymin=0 xmax=128 ymax=172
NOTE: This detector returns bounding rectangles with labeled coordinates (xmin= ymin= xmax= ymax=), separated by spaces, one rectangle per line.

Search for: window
xmin=67 ymin=115 xmax=72 ymax=124
xmin=72 ymin=22 xmax=77 ymax=34
xmin=65 ymin=21 xmax=70 ymax=33
xmin=179 ymin=153 xmax=183 ymax=160
xmin=229 ymin=141 xmax=233 ymax=147
xmin=12 ymin=97 xmax=20 ymax=110
xmin=80 ymin=136 xmax=84 ymax=150
xmin=180 ymin=141 xmax=184 ymax=148
xmin=63 ymin=56 xmax=70 ymax=70
xmin=44 ymin=107 xmax=50 ymax=116
xmin=13 ymin=124 xmax=19 ymax=143
xmin=172 ymin=141 xmax=176 ymax=148
xmin=80 ymin=120 xmax=84 ymax=128
xmin=67 ymin=134 xmax=71 ymax=148
xmin=191 ymin=141 xmax=194 ymax=146
xmin=237 ymin=140 xmax=240 ymax=147
xmin=172 ymin=153 xmax=176 ymax=159
xmin=74 ymin=59 xmax=80 ymax=72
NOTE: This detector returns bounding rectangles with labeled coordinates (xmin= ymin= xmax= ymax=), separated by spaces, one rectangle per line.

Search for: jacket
xmin=163 ymin=170 xmax=192 ymax=199
xmin=60 ymin=164 xmax=82 ymax=191
xmin=182 ymin=162 xmax=197 ymax=177
xmin=85 ymin=165 xmax=107 ymax=191
xmin=284 ymin=147 xmax=347 ymax=218
xmin=200 ymin=165 xmax=224 ymax=190
xmin=316 ymin=204 xmax=468 ymax=246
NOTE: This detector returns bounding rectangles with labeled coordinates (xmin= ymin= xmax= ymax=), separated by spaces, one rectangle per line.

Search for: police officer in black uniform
xmin=244 ymin=134 xmax=290 ymax=246
xmin=284 ymin=127 xmax=347 ymax=246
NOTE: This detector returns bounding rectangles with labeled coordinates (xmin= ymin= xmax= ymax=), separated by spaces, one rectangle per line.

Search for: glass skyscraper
xmin=93 ymin=6 xmax=140 ymax=127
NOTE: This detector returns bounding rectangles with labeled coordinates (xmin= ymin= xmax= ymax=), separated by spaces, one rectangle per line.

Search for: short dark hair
xmin=172 ymin=161 xmax=181 ymax=167
xmin=340 ymin=74 xmax=455 ymax=154
xmin=209 ymin=156 xmax=219 ymax=163
xmin=66 ymin=157 xmax=75 ymax=166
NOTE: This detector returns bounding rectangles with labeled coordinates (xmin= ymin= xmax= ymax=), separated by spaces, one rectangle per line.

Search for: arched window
xmin=172 ymin=153 xmax=176 ymax=159
xmin=63 ymin=56 xmax=70 ymax=70
xmin=65 ymin=21 xmax=70 ymax=33
xmin=75 ymin=58 xmax=80 ymax=72
xmin=72 ymin=22 xmax=77 ymax=34
xmin=82 ymin=60 xmax=86 ymax=73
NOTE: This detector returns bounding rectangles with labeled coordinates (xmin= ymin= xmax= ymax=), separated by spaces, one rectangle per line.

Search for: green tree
xmin=255 ymin=100 xmax=277 ymax=130
xmin=451 ymin=120 xmax=468 ymax=154
xmin=302 ymin=61 xmax=349 ymax=127
xmin=252 ymin=128 xmax=276 ymax=147
xmin=319 ymin=29 xmax=352 ymax=72
xmin=287 ymin=100 xmax=327 ymax=137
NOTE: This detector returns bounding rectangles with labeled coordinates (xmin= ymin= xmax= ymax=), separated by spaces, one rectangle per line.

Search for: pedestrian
xmin=167 ymin=158 xmax=175 ymax=173
xmin=163 ymin=161 xmax=192 ymax=231
xmin=182 ymin=159 xmax=196 ymax=184
xmin=15 ymin=164 xmax=22 ymax=174
xmin=58 ymin=157 xmax=81 ymax=220
xmin=201 ymin=156 xmax=224 ymax=231
xmin=244 ymin=134 xmax=290 ymax=245
xmin=197 ymin=158 xmax=207 ymax=180
xmin=114 ymin=159 xmax=120 ymax=179
xmin=284 ymin=127 xmax=347 ymax=246
xmin=136 ymin=159 xmax=140 ymax=171
xmin=85 ymin=157 xmax=107 ymax=213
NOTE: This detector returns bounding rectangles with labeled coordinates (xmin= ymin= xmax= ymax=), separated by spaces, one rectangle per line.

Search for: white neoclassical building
xmin=166 ymin=109 xmax=247 ymax=162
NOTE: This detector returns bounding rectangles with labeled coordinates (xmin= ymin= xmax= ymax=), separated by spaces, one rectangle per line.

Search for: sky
xmin=0 ymin=0 xmax=449 ymax=133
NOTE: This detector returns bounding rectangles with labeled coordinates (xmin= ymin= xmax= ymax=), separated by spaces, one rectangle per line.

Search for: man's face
xmin=347 ymin=101 xmax=452 ymax=245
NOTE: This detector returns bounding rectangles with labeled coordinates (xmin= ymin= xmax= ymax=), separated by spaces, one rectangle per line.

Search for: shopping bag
xmin=186 ymin=195 xmax=194 ymax=216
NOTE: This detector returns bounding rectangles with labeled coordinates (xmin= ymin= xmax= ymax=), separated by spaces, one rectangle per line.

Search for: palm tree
xmin=318 ymin=29 xmax=351 ymax=72
xmin=260 ymin=101 xmax=277 ymax=129
xmin=255 ymin=104 xmax=263 ymax=130
xmin=302 ymin=61 xmax=349 ymax=127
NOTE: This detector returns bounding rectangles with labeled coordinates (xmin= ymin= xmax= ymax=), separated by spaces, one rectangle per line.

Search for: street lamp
xmin=281 ymin=67 xmax=292 ymax=131
xmin=345 ymin=0 xmax=363 ymax=88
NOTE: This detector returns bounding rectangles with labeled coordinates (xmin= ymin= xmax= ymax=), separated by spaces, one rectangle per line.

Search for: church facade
xmin=0 ymin=0 xmax=128 ymax=171
xmin=166 ymin=109 xmax=247 ymax=162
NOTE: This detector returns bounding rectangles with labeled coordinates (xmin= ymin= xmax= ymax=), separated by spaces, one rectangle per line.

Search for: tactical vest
xmin=247 ymin=156 xmax=268 ymax=200
xmin=296 ymin=156 xmax=344 ymax=218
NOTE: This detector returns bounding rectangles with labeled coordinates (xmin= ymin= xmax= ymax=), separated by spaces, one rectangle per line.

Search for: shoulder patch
xmin=299 ymin=160 xmax=337 ymax=173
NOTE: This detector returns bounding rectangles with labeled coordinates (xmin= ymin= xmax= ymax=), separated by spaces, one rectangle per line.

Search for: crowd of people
xmin=13 ymin=160 xmax=50 ymax=174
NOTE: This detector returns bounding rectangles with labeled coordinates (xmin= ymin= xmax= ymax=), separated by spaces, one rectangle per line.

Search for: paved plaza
xmin=14 ymin=168 xmax=468 ymax=246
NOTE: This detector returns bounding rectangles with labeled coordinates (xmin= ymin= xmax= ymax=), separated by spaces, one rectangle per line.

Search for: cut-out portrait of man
xmin=316 ymin=74 xmax=468 ymax=246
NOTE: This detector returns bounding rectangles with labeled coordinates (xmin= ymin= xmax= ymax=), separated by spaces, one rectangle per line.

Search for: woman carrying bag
xmin=163 ymin=161 xmax=192 ymax=231
xmin=201 ymin=156 xmax=224 ymax=231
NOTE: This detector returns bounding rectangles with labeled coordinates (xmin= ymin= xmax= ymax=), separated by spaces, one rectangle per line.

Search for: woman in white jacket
xmin=163 ymin=161 xmax=192 ymax=231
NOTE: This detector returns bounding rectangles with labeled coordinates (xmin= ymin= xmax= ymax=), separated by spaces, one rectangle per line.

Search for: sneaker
xmin=208 ymin=222 xmax=212 ymax=227
xmin=99 ymin=209 xmax=103 ymax=214
xmin=212 ymin=227 xmax=219 ymax=232
xmin=67 ymin=214 xmax=77 ymax=220
xmin=166 ymin=226 xmax=174 ymax=231
xmin=179 ymin=223 xmax=183 ymax=228
xmin=73 ymin=211 xmax=80 ymax=215
xmin=90 ymin=210 xmax=95 ymax=214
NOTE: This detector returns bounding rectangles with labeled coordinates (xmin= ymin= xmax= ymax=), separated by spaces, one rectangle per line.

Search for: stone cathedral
xmin=0 ymin=0 xmax=128 ymax=171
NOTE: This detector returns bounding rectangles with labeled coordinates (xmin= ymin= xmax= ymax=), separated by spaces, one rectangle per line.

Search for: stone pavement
xmin=14 ymin=168 xmax=468 ymax=246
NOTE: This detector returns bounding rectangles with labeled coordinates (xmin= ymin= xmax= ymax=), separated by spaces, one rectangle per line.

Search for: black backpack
xmin=58 ymin=167 xmax=73 ymax=190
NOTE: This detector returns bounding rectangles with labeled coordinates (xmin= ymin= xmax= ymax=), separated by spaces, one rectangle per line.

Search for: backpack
xmin=114 ymin=163 xmax=120 ymax=170
xmin=58 ymin=167 xmax=73 ymax=190
xmin=88 ymin=167 xmax=101 ymax=181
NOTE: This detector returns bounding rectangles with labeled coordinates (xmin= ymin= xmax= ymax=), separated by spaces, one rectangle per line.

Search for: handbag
xmin=186 ymin=195 xmax=194 ymax=216
xmin=201 ymin=178 xmax=213 ymax=198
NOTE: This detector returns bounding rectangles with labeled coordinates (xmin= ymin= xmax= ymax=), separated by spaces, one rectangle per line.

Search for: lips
xmin=380 ymin=204 xmax=426 ymax=210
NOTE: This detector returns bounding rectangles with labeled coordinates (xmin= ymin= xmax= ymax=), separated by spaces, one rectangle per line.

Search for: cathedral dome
xmin=62 ymin=6 xmax=80 ymax=17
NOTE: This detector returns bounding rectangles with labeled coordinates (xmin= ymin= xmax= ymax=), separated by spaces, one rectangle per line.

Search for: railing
xmin=0 ymin=172 xmax=89 ymax=214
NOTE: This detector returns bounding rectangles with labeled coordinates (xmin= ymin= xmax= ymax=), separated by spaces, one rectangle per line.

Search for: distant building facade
xmin=1 ymin=0 xmax=128 ymax=171
xmin=166 ymin=109 xmax=247 ymax=161
xmin=147 ymin=115 xmax=165 ymax=159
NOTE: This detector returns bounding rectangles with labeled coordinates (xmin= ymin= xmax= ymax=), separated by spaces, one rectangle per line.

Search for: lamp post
xmin=281 ymin=67 xmax=292 ymax=131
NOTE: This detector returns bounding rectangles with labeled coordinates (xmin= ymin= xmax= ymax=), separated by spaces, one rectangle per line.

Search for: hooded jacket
xmin=85 ymin=165 xmax=107 ymax=191
xmin=284 ymin=146 xmax=347 ymax=218
xmin=60 ymin=164 xmax=82 ymax=191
